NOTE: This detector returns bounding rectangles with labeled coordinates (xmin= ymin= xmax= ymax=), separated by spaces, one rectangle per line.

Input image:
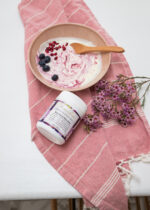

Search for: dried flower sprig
xmin=115 ymin=74 xmax=150 ymax=107
xmin=83 ymin=114 xmax=103 ymax=133
xmin=83 ymin=74 xmax=150 ymax=132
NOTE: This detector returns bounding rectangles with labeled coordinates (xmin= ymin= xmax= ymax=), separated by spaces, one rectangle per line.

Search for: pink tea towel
xmin=18 ymin=0 xmax=150 ymax=209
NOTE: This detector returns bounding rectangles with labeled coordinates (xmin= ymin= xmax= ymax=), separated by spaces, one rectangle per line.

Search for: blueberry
xmin=44 ymin=56 xmax=51 ymax=63
xmin=39 ymin=53 xmax=45 ymax=60
xmin=43 ymin=65 xmax=50 ymax=72
xmin=52 ymin=74 xmax=59 ymax=81
xmin=38 ymin=60 xmax=45 ymax=67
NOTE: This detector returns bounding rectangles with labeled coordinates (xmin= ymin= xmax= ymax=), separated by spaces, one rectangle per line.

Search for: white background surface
xmin=0 ymin=0 xmax=150 ymax=200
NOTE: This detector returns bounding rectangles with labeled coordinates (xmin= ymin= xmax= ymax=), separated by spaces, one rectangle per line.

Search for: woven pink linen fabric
xmin=18 ymin=0 xmax=150 ymax=209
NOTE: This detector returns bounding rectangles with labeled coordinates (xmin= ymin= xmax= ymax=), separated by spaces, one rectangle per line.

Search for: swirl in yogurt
xmin=37 ymin=37 xmax=102 ymax=88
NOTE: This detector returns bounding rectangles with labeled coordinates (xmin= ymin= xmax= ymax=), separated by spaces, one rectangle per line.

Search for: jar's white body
xmin=37 ymin=91 xmax=87 ymax=145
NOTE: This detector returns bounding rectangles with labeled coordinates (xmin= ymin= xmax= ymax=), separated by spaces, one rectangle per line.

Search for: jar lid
xmin=56 ymin=91 xmax=87 ymax=118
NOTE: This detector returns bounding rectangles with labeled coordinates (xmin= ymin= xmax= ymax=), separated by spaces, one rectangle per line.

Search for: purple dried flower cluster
xmin=83 ymin=114 xmax=103 ymax=132
xmin=83 ymin=75 xmax=140 ymax=132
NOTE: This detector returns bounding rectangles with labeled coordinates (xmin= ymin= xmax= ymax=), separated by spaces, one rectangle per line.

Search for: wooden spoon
xmin=70 ymin=43 xmax=125 ymax=54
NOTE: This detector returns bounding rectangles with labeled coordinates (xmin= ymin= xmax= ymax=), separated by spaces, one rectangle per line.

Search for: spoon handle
xmin=85 ymin=46 xmax=124 ymax=53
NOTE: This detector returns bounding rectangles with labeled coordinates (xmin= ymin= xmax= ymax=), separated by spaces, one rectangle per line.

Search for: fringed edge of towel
xmin=117 ymin=152 xmax=150 ymax=195
xmin=83 ymin=205 xmax=98 ymax=210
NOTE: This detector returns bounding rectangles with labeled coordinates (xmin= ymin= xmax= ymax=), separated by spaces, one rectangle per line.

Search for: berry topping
xmin=52 ymin=74 xmax=59 ymax=81
xmin=50 ymin=53 xmax=54 ymax=56
xmin=39 ymin=53 xmax=45 ymax=60
xmin=44 ymin=56 xmax=51 ymax=63
xmin=62 ymin=46 xmax=66 ymax=51
xmin=38 ymin=60 xmax=45 ymax=67
xmin=45 ymin=48 xmax=49 ymax=53
xmin=43 ymin=65 xmax=50 ymax=72
xmin=54 ymin=56 xmax=58 ymax=60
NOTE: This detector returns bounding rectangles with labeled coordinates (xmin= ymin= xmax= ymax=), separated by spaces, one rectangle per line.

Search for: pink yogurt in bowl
xmin=37 ymin=37 xmax=102 ymax=89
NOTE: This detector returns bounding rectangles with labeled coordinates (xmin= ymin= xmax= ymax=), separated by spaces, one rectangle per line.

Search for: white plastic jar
xmin=36 ymin=91 xmax=87 ymax=145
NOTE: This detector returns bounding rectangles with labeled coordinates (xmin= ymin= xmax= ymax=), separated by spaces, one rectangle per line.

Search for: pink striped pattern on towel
xmin=18 ymin=0 xmax=150 ymax=209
